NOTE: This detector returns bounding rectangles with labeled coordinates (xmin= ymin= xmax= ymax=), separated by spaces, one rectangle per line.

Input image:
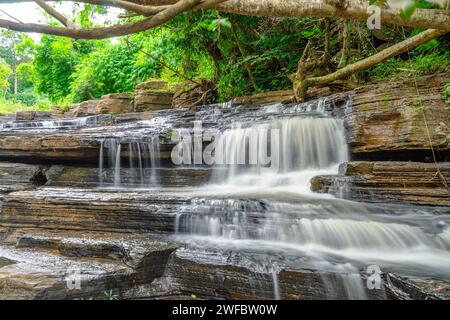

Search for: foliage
xmin=0 ymin=6 xmax=449 ymax=112
xmin=103 ymin=290 xmax=118 ymax=300
xmin=0 ymin=96 xmax=50 ymax=114
xmin=370 ymin=37 xmax=450 ymax=80
xmin=435 ymin=122 xmax=450 ymax=146
xmin=33 ymin=36 xmax=97 ymax=102
xmin=68 ymin=39 xmax=159 ymax=102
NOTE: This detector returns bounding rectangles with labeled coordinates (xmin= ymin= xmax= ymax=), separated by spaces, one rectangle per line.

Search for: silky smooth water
xmin=173 ymin=112 xmax=450 ymax=298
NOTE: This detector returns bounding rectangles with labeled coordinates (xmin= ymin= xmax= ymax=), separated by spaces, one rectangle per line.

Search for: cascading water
xmin=0 ymin=115 xmax=101 ymax=131
xmin=211 ymin=116 xmax=348 ymax=184
xmin=98 ymin=137 xmax=161 ymax=187
xmin=173 ymin=106 xmax=450 ymax=299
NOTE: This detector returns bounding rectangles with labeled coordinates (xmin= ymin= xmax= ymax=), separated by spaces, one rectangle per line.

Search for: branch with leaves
xmin=0 ymin=0 xmax=448 ymax=39
xmin=0 ymin=0 xmax=230 ymax=39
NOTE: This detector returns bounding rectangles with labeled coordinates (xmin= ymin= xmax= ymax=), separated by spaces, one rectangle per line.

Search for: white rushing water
xmin=174 ymin=112 xmax=450 ymax=298
xmin=211 ymin=116 xmax=348 ymax=187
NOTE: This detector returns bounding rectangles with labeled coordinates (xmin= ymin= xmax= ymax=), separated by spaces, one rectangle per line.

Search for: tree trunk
xmin=230 ymin=20 xmax=257 ymax=92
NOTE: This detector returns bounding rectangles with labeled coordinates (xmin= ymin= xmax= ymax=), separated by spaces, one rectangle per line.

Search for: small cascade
xmin=319 ymin=262 xmax=368 ymax=300
xmin=211 ymin=116 xmax=348 ymax=184
xmin=173 ymin=101 xmax=450 ymax=288
xmin=176 ymin=208 xmax=450 ymax=252
xmin=0 ymin=115 xmax=101 ymax=131
xmin=98 ymin=136 xmax=160 ymax=187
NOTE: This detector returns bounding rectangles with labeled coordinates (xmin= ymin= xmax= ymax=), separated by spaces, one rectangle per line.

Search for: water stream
xmin=86 ymin=98 xmax=449 ymax=298
xmin=169 ymin=104 xmax=450 ymax=298
xmin=2 ymin=96 xmax=448 ymax=299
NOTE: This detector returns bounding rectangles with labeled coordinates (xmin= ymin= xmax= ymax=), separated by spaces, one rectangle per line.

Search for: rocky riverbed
xmin=0 ymin=74 xmax=448 ymax=300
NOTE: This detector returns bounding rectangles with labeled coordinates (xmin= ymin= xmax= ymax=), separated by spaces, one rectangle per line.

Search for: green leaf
xmin=400 ymin=2 xmax=417 ymax=21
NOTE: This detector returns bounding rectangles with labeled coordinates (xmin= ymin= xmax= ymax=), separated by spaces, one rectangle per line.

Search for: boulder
xmin=96 ymin=93 xmax=133 ymax=114
xmin=15 ymin=111 xmax=50 ymax=121
xmin=50 ymin=106 xmax=64 ymax=118
xmin=68 ymin=100 xmax=99 ymax=117
xmin=134 ymin=91 xmax=173 ymax=112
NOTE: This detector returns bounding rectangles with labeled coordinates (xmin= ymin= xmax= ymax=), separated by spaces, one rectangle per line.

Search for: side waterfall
xmin=98 ymin=137 xmax=160 ymax=187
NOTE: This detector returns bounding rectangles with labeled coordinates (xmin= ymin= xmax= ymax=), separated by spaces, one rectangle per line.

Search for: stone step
xmin=46 ymin=166 xmax=212 ymax=188
xmin=0 ymin=188 xmax=188 ymax=233
xmin=122 ymin=249 xmax=443 ymax=300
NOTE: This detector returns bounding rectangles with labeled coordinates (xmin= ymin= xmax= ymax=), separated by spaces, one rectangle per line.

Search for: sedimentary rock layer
xmin=0 ymin=188 xmax=189 ymax=232
xmin=345 ymin=73 xmax=449 ymax=155
xmin=311 ymin=161 xmax=450 ymax=206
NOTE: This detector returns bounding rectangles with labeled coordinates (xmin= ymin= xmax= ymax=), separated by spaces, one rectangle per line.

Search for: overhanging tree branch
xmin=0 ymin=0 xmax=230 ymax=38
xmin=0 ymin=0 xmax=448 ymax=38
xmin=101 ymin=0 xmax=450 ymax=32
xmin=293 ymin=28 xmax=447 ymax=101
xmin=34 ymin=0 xmax=76 ymax=28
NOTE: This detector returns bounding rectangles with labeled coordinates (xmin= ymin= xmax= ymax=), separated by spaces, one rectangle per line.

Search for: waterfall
xmin=98 ymin=137 xmax=160 ymax=187
xmin=176 ymin=206 xmax=449 ymax=252
xmin=211 ymin=116 xmax=348 ymax=184
xmin=174 ymin=106 xmax=450 ymax=293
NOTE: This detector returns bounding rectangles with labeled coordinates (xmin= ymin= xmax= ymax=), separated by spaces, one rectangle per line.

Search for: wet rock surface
xmin=311 ymin=161 xmax=450 ymax=206
xmin=0 ymin=74 xmax=449 ymax=300
xmin=0 ymin=188 xmax=187 ymax=232
xmin=0 ymin=229 xmax=177 ymax=299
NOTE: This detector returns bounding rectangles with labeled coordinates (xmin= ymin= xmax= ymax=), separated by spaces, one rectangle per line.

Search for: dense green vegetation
xmin=0 ymin=5 xmax=449 ymax=114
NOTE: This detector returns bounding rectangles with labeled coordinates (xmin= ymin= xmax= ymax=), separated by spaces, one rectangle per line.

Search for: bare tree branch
xmin=0 ymin=0 xmax=216 ymax=39
xmin=34 ymin=0 xmax=75 ymax=28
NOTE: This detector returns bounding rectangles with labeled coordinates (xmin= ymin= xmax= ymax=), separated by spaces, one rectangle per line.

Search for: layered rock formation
xmin=134 ymin=81 xmax=174 ymax=112
xmin=96 ymin=94 xmax=134 ymax=114
xmin=311 ymin=161 xmax=450 ymax=206
xmin=344 ymin=73 xmax=449 ymax=158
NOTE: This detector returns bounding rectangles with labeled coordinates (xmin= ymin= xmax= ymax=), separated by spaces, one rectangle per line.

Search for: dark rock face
xmin=0 ymin=162 xmax=50 ymax=193
xmin=311 ymin=161 xmax=450 ymax=206
xmin=0 ymin=229 xmax=177 ymax=300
